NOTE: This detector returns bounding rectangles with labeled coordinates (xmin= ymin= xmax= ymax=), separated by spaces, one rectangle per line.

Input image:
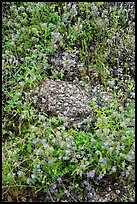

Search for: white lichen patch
xmin=31 ymin=78 xmax=91 ymax=118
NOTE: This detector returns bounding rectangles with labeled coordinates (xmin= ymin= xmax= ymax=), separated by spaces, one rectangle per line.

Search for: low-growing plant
xmin=2 ymin=94 xmax=135 ymax=200
xmin=2 ymin=1 xmax=135 ymax=202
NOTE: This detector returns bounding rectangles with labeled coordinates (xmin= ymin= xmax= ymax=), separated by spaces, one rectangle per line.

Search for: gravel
xmin=3 ymin=174 xmax=134 ymax=202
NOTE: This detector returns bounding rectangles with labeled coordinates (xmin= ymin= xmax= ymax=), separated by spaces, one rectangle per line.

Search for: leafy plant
xmin=2 ymin=2 xmax=135 ymax=202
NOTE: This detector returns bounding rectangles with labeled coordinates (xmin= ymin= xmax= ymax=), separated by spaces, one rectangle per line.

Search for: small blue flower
xmin=105 ymin=19 xmax=109 ymax=23
xmin=125 ymin=171 xmax=130 ymax=176
xmin=112 ymin=166 xmax=116 ymax=172
xmin=29 ymin=179 xmax=35 ymax=184
xmin=72 ymin=4 xmax=76 ymax=9
xmin=10 ymin=42 xmax=15 ymax=45
xmin=63 ymin=110 xmax=68 ymax=115
xmin=121 ymin=172 xmax=125 ymax=177
xmin=41 ymin=23 xmax=46 ymax=27
xmin=66 ymin=149 xmax=70 ymax=154
xmin=29 ymin=155 xmax=33 ymax=159
xmin=37 ymin=177 xmax=42 ymax=182
xmin=41 ymin=160 xmax=45 ymax=164
xmin=57 ymin=177 xmax=62 ymax=184
xmin=109 ymin=147 xmax=113 ymax=151
xmin=48 ymin=160 xmax=52 ymax=164
xmin=83 ymin=180 xmax=89 ymax=185
xmin=63 ymin=156 xmax=69 ymax=160
xmin=50 ymin=188 xmax=54 ymax=193
xmin=97 ymin=173 xmax=103 ymax=180
xmin=115 ymin=149 xmax=119 ymax=154
xmin=91 ymin=5 xmax=98 ymax=11
xmin=7 ymin=20 xmax=11 ymax=25
xmin=87 ymin=154 xmax=92 ymax=158
xmin=87 ymin=171 xmax=95 ymax=178
xmin=31 ymin=173 xmax=36 ymax=179
xmin=76 ymin=154 xmax=80 ymax=158
xmin=43 ymin=143 xmax=47 ymax=148
xmin=86 ymin=185 xmax=93 ymax=191
xmin=53 ymin=184 xmax=57 ymax=189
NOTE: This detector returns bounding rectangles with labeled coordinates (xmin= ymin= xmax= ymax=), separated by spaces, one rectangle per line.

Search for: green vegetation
xmin=2 ymin=2 xmax=135 ymax=202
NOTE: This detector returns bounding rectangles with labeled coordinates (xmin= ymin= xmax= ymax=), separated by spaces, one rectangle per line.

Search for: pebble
xmin=89 ymin=192 xmax=93 ymax=197
xmin=21 ymin=197 xmax=27 ymax=202
xmin=108 ymin=80 xmax=115 ymax=88
xmin=116 ymin=190 xmax=121 ymax=194
xmin=130 ymin=92 xmax=135 ymax=99
xmin=102 ymin=198 xmax=109 ymax=202
xmin=107 ymin=186 xmax=111 ymax=192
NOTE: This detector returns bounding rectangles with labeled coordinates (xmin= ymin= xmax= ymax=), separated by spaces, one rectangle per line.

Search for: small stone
xmin=116 ymin=190 xmax=120 ymax=194
xmin=130 ymin=92 xmax=135 ymax=99
xmin=107 ymin=186 xmax=111 ymax=192
xmin=129 ymin=198 xmax=135 ymax=202
xmin=102 ymin=198 xmax=109 ymax=202
xmin=89 ymin=192 xmax=93 ymax=197
xmin=21 ymin=197 xmax=27 ymax=202
xmin=108 ymin=80 xmax=115 ymax=88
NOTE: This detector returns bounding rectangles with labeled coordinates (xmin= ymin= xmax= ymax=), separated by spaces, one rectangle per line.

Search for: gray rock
xmin=30 ymin=78 xmax=94 ymax=130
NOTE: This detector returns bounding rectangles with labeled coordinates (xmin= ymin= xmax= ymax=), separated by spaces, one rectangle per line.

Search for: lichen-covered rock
xmin=30 ymin=78 xmax=94 ymax=130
